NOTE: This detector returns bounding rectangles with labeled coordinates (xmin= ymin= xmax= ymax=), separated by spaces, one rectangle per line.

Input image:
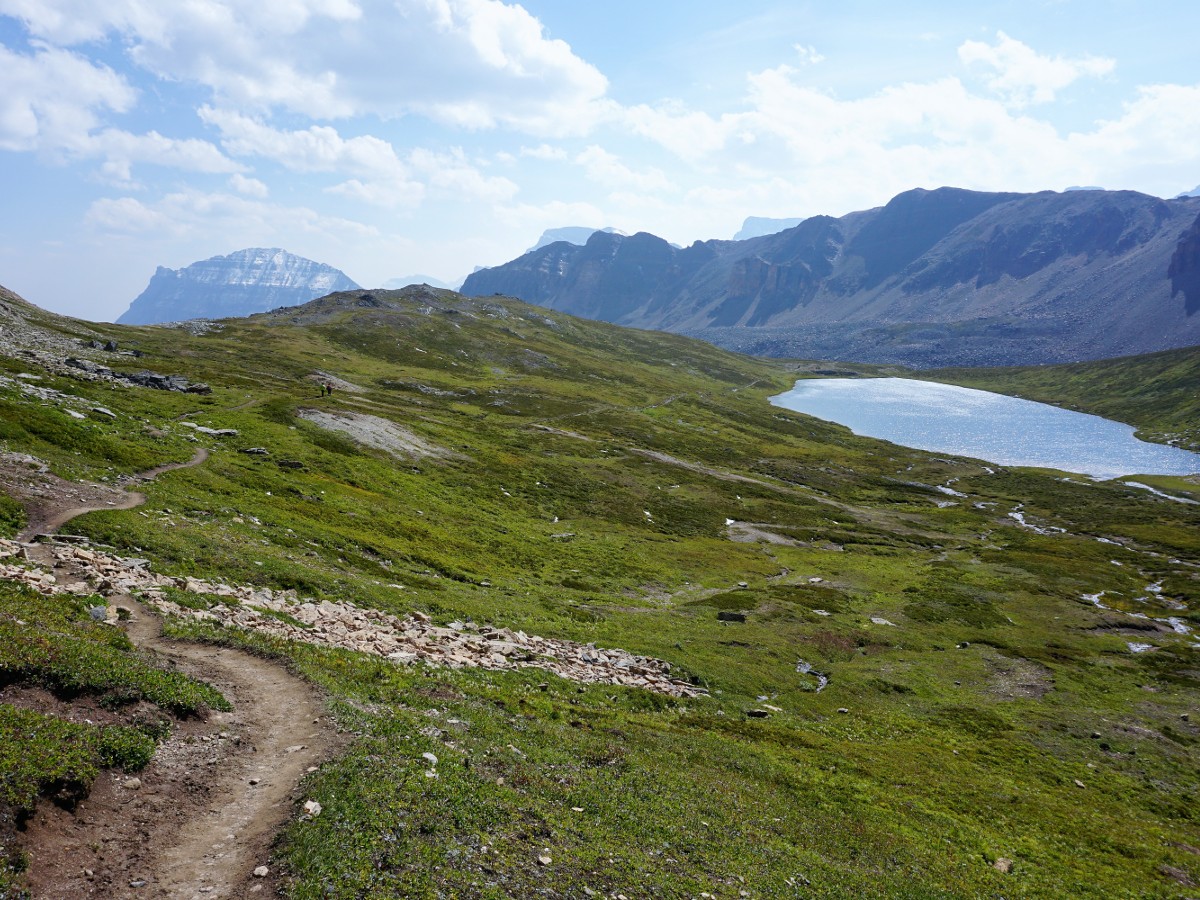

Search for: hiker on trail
xmin=326 ymin=383 xmax=333 ymax=396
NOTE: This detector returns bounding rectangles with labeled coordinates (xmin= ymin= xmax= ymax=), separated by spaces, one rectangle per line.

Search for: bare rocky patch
xmin=297 ymin=408 xmax=462 ymax=460
xmin=725 ymin=520 xmax=803 ymax=546
xmin=1 ymin=538 xmax=704 ymax=698
xmin=307 ymin=370 xmax=364 ymax=393
xmin=984 ymin=652 xmax=1054 ymax=700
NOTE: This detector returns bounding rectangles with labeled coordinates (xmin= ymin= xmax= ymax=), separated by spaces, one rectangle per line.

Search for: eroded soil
xmin=3 ymin=452 xmax=342 ymax=899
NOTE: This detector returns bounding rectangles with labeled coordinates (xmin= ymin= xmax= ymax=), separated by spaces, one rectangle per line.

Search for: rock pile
xmin=0 ymin=539 xmax=704 ymax=698
xmin=65 ymin=359 xmax=211 ymax=394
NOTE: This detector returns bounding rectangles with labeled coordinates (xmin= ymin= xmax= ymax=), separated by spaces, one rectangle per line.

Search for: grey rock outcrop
xmin=118 ymin=248 xmax=360 ymax=325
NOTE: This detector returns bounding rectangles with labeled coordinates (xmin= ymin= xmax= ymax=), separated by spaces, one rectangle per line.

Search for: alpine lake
xmin=770 ymin=377 xmax=1200 ymax=482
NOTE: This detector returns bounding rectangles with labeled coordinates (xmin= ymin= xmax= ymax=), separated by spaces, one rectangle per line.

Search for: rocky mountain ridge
xmin=463 ymin=187 xmax=1200 ymax=367
xmin=118 ymin=248 xmax=360 ymax=325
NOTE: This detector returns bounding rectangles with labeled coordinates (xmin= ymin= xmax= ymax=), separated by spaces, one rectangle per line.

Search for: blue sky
xmin=2 ymin=0 xmax=1198 ymax=321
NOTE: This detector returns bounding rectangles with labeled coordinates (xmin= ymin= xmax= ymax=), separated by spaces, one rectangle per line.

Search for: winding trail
xmin=11 ymin=447 xmax=339 ymax=899
xmin=15 ymin=448 xmax=208 ymax=541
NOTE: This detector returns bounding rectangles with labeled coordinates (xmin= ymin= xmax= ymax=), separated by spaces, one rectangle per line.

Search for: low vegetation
xmin=0 ymin=581 xmax=227 ymax=893
xmin=1 ymin=288 xmax=1197 ymax=897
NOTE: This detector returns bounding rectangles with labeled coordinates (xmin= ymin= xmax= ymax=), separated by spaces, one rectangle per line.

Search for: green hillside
xmin=1 ymin=287 xmax=1197 ymax=898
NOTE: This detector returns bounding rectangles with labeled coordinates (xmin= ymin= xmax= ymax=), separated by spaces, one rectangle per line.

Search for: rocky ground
xmin=0 ymin=538 xmax=705 ymax=699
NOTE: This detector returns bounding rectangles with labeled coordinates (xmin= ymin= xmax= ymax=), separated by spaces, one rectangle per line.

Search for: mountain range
xmin=117 ymin=248 xmax=359 ymax=325
xmin=462 ymin=187 xmax=1200 ymax=367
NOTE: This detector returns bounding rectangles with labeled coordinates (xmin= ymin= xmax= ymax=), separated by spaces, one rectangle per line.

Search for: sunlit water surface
xmin=769 ymin=378 xmax=1200 ymax=480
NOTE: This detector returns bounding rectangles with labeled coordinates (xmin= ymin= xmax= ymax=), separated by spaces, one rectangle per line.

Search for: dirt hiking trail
xmin=13 ymin=448 xmax=209 ymax=542
xmin=8 ymin=449 xmax=340 ymax=898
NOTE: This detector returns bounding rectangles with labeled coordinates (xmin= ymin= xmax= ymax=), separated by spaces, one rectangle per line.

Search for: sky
xmin=2 ymin=0 xmax=1199 ymax=322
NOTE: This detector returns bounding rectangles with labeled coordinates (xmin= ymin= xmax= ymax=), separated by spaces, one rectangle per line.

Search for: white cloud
xmin=4 ymin=0 xmax=611 ymax=135
xmin=85 ymin=188 xmax=378 ymax=241
xmin=0 ymin=42 xmax=134 ymax=152
xmin=793 ymin=44 xmax=824 ymax=66
xmin=623 ymin=102 xmax=734 ymax=163
xmin=575 ymin=145 xmax=674 ymax=193
xmin=0 ymin=42 xmax=240 ymax=184
xmin=521 ymin=143 xmax=568 ymax=161
xmin=229 ymin=173 xmax=269 ymax=197
xmin=200 ymin=107 xmax=514 ymax=206
xmin=958 ymin=31 xmax=1114 ymax=107
xmin=409 ymin=147 xmax=519 ymax=202
xmin=84 ymin=196 xmax=173 ymax=233
xmin=198 ymin=108 xmax=399 ymax=174
xmin=494 ymin=199 xmax=608 ymax=234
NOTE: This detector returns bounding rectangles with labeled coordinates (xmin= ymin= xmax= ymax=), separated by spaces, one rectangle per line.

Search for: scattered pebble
xmin=253 ymin=865 xmax=269 ymax=878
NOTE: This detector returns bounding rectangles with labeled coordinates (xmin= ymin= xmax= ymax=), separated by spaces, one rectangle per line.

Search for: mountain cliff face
xmin=118 ymin=248 xmax=360 ymax=325
xmin=463 ymin=188 xmax=1200 ymax=367
xmin=1169 ymin=212 xmax=1200 ymax=317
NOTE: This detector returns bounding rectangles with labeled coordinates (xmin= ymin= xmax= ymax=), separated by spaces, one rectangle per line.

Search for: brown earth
xmin=8 ymin=448 xmax=209 ymax=542
xmin=2 ymin=451 xmax=342 ymax=899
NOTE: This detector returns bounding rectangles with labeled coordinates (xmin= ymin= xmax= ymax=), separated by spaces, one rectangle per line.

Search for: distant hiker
xmin=325 ymin=383 xmax=333 ymax=396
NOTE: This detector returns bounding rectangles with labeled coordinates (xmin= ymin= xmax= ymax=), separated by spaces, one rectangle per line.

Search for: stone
xmin=536 ymin=853 xmax=552 ymax=866
xmin=837 ymin=708 xmax=849 ymax=714
xmin=253 ymin=866 xmax=269 ymax=877
xmin=124 ymin=777 xmax=142 ymax=790
xmin=303 ymin=799 xmax=322 ymax=817
xmin=421 ymin=752 xmax=438 ymax=767
xmin=993 ymin=857 xmax=1013 ymax=874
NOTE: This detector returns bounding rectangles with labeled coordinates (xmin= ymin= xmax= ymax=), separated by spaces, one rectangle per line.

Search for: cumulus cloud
xmin=200 ymin=107 xmax=513 ymax=206
xmin=793 ymin=44 xmax=824 ymax=66
xmin=229 ymin=173 xmax=269 ymax=197
xmin=614 ymin=41 xmax=1200 ymax=223
xmin=0 ymin=42 xmax=134 ymax=152
xmin=521 ymin=143 xmax=568 ymax=161
xmin=85 ymin=188 xmax=377 ymax=240
xmin=199 ymin=107 xmax=409 ymax=178
xmin=0 ymin=42 xmax=239 ymax=184
xmin=409 ymin=147 xmax=519 ymax=202
xmin=958 ymin=31 xmax=1115 ymax=107
xmin=3 ymin=0 xmax=611 ymax=135
xmin=575 ymin=146 xmax=674 ymax=193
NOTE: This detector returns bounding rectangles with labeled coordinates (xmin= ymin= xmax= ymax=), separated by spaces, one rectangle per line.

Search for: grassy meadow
xmin=0 ymin=288 xmax=1197 ymax=898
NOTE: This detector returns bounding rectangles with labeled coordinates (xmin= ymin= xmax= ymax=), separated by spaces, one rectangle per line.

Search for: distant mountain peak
xmin=462 ymin=187 xmax=1200 ymax=368
xmin=733 ymin=216 xmax=807 ymax=240
xmin=117 ymin=248 xmax=360 ymax=325
xmin=527 ymin=226 xmax=623 ymax=253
